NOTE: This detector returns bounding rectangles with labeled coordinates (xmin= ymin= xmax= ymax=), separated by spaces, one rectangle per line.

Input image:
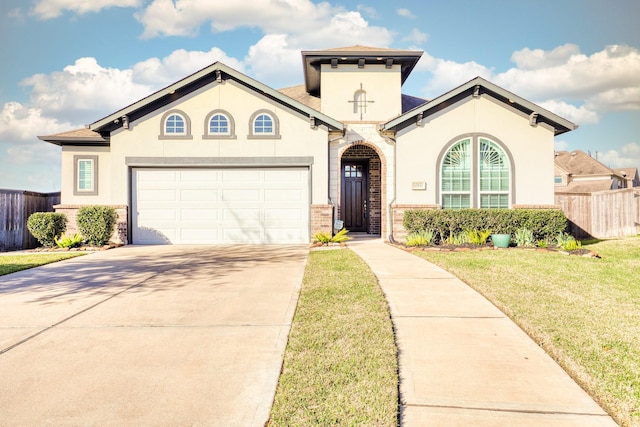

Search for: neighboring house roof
xmin=301 ymin=45 xmax=423 ymax=96
xmin=37 ymin=127 xmax=107 ymax=146
xmin=614 ymin=167 xmax=640 ymax=186
xmin=555 ymin=180 xmax=616 ymax=194
xmin=381 ymin=76 xmax=578 ymax=136
xmin=555 ymin=150 xmax=614 ymax=176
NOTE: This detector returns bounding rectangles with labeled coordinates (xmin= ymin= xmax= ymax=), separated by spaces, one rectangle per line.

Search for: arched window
xmin=203 ymin=110 xmax=236 ymax=139
xmin=479 ymin=138 xmax=510 ymax=208
xmin=254 ymin=114 xmax=273 ymax=134
xmin=159 ymin=109 xmax=192 ymax=139
xmin=210 ymin=114 xmax=228 ymax=134
xmin=166 ymin=114 xmax=185 ymax=134
xmin=248 ymin=110 xmax=281 ymax=139
xmin=441 ymin=139 xmax=472 ymax=209
xmin=440 ymin=136 xmax=511 ymax=209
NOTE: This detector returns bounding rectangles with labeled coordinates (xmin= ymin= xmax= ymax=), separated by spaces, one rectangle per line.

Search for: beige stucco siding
xmin=63 ymin=79 xmax=330 ymax=207
xmin=395 ymin=95 xmax=556 ymax=207
xmin=60 ymin=146 xmax=111 ymax=205
xmin=320 ymin=64 xmax=402 ymax=121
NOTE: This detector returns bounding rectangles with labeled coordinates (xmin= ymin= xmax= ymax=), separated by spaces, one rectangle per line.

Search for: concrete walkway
xmin=348 ymin=237 xmax=617 ymax=427
xmin=0 ymin=245 xmax=307 ymax=426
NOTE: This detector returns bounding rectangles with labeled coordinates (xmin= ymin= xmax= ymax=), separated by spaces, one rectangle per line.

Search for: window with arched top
xmin=203 ymin=110 xmax=236 ymax=139
xmin=248 ymin=109 xmax=281 ymax=139
xmin=439 ymin=135 xmax=511 ymax=209
xmin=159 ymin=109 xmax=192 ymax=139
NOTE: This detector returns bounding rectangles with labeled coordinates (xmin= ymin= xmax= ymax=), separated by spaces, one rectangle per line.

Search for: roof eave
xmin=37 ymin=135 xmax=109 ymax=147
xmin=90 ymin=62 xmax=343 ymax=134
xmin=381 ymin=77 xmax=578 ymax=136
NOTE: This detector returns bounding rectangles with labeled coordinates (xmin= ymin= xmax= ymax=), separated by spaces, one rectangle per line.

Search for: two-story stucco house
xmin=39 ymin=46 xmax=577 ymax=245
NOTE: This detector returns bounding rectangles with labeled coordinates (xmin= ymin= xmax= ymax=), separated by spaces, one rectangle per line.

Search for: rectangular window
xmin=554 ymin=176 xmax=563 ymax=184
xmin=74 ymin=155 xmax=98 ymax=195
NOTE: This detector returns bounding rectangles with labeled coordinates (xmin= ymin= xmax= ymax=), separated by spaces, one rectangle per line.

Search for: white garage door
xmin=132 ymin=168 xmax=310 ymax=244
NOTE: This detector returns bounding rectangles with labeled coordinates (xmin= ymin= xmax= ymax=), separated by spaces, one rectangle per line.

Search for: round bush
xmin=27 ymin=212 xmax=68 ymax=247
xmin=76 ymin=206 xmax=118 ymax=246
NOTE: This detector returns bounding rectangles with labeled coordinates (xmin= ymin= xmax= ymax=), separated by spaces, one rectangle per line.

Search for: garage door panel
xmin=179 ymin=170 xmax=220 ymax=182
xmin=180 ymin=189 xmax=219 ymax=202
xmin=139 ymin=209 xmax=177 ymax=221
xmin=180 ymin=228 xmax=219 ymax=242
xmin=223 ymin=189 xmax=261 ymax=202
xmin=181 ymin=208 xmax=219 ymax=221
xmin=133 ymin=167 xmax=309 ymax=244
xmin=139 ymin=189 xmax=178 ymax=202
xmin=222 ymin=170 xmax=261 ymax=182
xmin=265 ymin=189 xmax=304 ymax=202
xmin=264 ymin=208 xmax=303 ymax=221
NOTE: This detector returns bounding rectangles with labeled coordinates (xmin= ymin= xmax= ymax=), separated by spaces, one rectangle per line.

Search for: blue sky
xmin=1 ymin=0 xmax=639 ymax=192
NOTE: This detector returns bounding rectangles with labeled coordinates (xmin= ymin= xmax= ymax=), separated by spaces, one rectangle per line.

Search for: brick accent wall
xmin=391 ymin=204 xmax=441 ymax=243
xmin=310 ymin=204 xmax=334 ymax=237
xmin=54 ymin=205 xmax=128 ymax=244
xmin=342 ymin=144 xmax=382 ymax=234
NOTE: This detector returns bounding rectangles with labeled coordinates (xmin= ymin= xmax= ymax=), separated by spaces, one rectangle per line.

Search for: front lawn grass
xmin=0 ymin=252 xmax=86 ymax=276
xmin=268 ymin=249 xmax=398 ymax=426
xmin=414 ymin=237 xmax=640 ymax=427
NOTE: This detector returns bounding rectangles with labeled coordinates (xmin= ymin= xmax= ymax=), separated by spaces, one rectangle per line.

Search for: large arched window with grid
xmin=440 ymin=136 xmax=511 ymax=209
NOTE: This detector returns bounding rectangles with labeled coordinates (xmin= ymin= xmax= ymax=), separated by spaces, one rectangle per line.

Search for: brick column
xmin=310 ymin=204 xmax=334 ymax=237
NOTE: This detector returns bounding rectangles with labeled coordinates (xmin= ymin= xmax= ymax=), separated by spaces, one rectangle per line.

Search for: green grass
xmin=0 ymin=252 xmax=86 ymax=276
xmin=268 ymin=249 xmax=398 ymax=426
xmin=413 ymin=237 xmax=640 ymax=427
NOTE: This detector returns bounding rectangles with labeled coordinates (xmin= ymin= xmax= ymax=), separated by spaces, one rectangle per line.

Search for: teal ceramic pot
xmin=491 ymin=233 xmax=511 ymax=248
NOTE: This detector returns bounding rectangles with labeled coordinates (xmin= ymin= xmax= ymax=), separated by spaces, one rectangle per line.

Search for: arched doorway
xmin=340 ymin=144 xmax=382 ymax=234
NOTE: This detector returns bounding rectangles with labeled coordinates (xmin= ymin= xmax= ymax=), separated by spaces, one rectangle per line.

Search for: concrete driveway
xmin=0 ymin=245 xmax=308 ymax=426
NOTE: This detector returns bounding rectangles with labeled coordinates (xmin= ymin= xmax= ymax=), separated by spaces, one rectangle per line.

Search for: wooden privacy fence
xmin=0 ymin=190 xmax=61 ymax=251
xmin=555 ymin=188 xmax=640 ymax=239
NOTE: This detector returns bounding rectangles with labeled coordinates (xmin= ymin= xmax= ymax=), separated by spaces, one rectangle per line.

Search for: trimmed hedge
xmin=76 ymin=206 xmax=118 ymax=246
xmin=403 ymin=208 xmax=567 ymax=243
xmin=27 ymin=212 xmax=68 ymax=247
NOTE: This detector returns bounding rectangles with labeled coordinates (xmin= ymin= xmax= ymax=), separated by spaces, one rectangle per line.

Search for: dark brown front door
xmin=342 ymin=161 xmax=368 ymax=232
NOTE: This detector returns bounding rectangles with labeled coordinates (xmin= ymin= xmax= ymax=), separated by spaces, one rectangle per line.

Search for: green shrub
xmin=405 ymin=230 xmax=435 ymax=247
xmin=27 ymin=212 xmax=67 ymax=247
xmin=467 ymin=229 xmax=491 ymax=245
xmin=514 ymin=227 xmax=535 ymax=247
xmin=313 ymin=228 xmax=351 ymax=244
xmin=403 ymin=208 xmax=567 ymax=243
xmin=556 ymin=232 xmax=582 ymax=251
xmin=76 ymin=206 xmax=118 ymax=246
xmin=55 ymin=233 xmax=84 ymax=248
xmin=446 ymin=231 xmax=470 ymax=245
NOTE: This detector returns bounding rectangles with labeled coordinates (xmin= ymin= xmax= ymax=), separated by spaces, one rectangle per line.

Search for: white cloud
xmin=31 ymin=0 xmax=142 ymax=19
xmin=413 ymin=43 xmax=640 ymax=128
xmin=538 ymin=100 xmax=599 ymax=125
xmin=22 ymin=57 xmax=153 ymax=124
xmin=0 ymin=102 xmax=66 ymax=191
xmin=357 ymin=5 xmax=378 ymax=19
xmin=496 ymin=44 xmax=640 ymax=111
xmin=133 ymin=47 xmax=245 ymax=87
xmin=402 ymin=28 xmax=428 ymax=45
xmin=417 ymin=52 xmax=494 ymax=96
xmin=135 ymin=0 xmax=335 ymax=38
xmin=397 ymin=8 xmax=416 ymax=18
xmin=0 ymin=102 xmax=74 ymax=141
xmin=598 ymin=143 xmax=640 ymax=169
xmin=510 ymin=44 xmax=581 ymax=70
